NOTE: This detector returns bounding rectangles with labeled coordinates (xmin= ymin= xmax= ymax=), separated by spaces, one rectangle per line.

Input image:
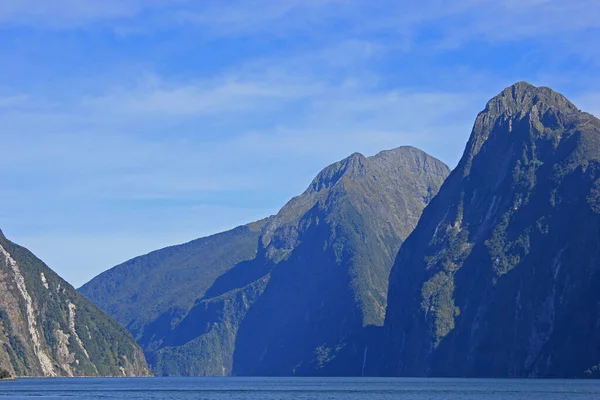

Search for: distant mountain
xmin=80 ymin=219 xmax=268 ymax=376
xmin=0 ymin=230 xmax=149 ymax=377
xmin=81 ymin=146 xmax=449 ymax=376
xmin=79 ymin=220 xmax=267 ymax=341
xmin=383 ymin=82 xmax=600 ymax=378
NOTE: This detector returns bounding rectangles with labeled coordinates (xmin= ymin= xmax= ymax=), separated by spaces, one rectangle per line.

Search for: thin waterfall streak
xmin=362 ymin=346 xmax=368 ymax=377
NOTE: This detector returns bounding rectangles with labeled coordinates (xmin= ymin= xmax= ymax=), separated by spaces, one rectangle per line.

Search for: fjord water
xmin=2 ymin=378 xmax=600 ymax=399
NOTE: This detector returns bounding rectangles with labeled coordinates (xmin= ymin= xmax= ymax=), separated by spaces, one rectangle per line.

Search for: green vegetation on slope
xmin=79 ymin=220 xmax=268 ymax=375
xmin=81 ymin=146 xmax=449 ymax=377
xmin=79 ymin=220 xmax=267 ymax=339
xmin=0 ymin=230 xmax=149 ymax=377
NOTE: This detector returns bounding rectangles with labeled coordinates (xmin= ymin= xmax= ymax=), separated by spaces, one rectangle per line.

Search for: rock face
xmin=383 ymin=82 xmax=600 ymax=378
xmin=0 ymin=230 xmax=149 ymax=377
xmin=232 ymin=147 xmax=449 ymax=376
xmin=81 ymin=146 xmax=449 ymax=376
xmin=0 ymin=367 xmax=11 ymax=379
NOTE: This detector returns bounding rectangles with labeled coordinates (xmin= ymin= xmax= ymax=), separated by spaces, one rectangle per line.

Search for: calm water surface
xmin=1 ymin=377 xmax=600 ymax=399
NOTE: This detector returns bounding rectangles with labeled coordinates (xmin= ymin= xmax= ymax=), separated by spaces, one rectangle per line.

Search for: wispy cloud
xmin=0 ymin=68 xmax=481 ymax=197
xmin=0 ymin=94 xmax=28 ymax=107
xmin=426 ymin=1 xmax=600 ymax=55
xmin=169 ymin=1 xmax=600 ymax=47
xmin=171 ymin=1 xmax=337 ymax=36
xmin=4 ymin=0 xmax=597 ymax=45
xmin=0 ymin=0 xmax=180 ymax=29
xmin=80 ymin=73 xmax=324 ymax=118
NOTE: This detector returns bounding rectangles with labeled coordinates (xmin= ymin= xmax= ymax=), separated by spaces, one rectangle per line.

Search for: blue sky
xmin=1 ymin=0 xmax=599 ymax=287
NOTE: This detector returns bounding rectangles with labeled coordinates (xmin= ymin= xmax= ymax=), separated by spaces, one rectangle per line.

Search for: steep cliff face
xmin=147 ymin=273 xmax=270 ymax=376
xmin=0 ymin=230 xmax=149 ymax=377
xmin=231 ymin=147 xmax=449 ymax=376
xmin=82 ymin=146 xmax=449 ymax=376
xmin=384 ymin=82 xmax=600 ymax=378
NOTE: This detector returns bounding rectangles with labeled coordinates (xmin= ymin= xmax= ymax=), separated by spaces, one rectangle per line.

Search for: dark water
xmin=1 ymin=377 xmax=600 ymax=399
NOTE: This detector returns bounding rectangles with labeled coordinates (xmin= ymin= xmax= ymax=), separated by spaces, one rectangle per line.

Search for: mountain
xmin=383 ymin=82 xmax=600 ymax=378
xmin=79 ymin=219 xmax=268 ymax=376
xmin=79 ymin=220 xmax=267 ymax=341
xmin=81 ymin=146 xmax=450 ymax=376
xmin=0 ymin=230 xmax=149 ymax=377
xmin=231 ymin=147 xmax=449 ymax=376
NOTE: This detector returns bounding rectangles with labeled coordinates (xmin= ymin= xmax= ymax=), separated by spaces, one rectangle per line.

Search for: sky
xmin=1 ymin=0 xmax=599 ymax=287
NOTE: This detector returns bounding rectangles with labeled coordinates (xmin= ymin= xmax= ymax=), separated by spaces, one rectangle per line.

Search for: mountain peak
xmin=306 ymin=151 xmax=367 ymax=194
xmin=262 ymin=147 xmax=449 ymax=254
xmin=307 ymin=146 xmax=447 ymax=196
xmin=369 ymin=146 xmax=436 ymax=165
xmin=370 ymin=145 xmax=420 ymax=160
xmin=482 ymin=81 xmax=578 ymax=119
xmin=460 ymin=83 xmax=582 ymax=172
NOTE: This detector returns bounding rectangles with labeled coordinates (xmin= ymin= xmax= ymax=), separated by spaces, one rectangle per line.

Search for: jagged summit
xmin=370 ymin=145 xmax=421 ymax=159
xmin=459 ymin=82 xmax=592 ymax=174
xmin=482 ymin=81 xmax=578 ymax=118
xmin=263 ymin=146 xmax=450 ymax=255
xmin=307 ymin=146 xmax=445 ymax=195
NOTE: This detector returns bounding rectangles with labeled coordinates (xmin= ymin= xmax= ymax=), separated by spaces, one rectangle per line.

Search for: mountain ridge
xmin=81 ymin=146 xmax=450 ymax=376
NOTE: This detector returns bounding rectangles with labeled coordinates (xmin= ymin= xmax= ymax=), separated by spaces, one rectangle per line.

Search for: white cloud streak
xmin=0 ymin=0 xmax=170 ymax=28
xmin=0 ymin=94 xmax=28 ymax=107
xmin=2 ymin=0 xmax=598 ymax=47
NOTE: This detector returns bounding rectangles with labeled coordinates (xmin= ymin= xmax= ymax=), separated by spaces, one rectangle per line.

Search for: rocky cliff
xmin=383 ymin=82 xmax=600 ymax=378
xmin=0 ymin=230 xmax=149 ymax=377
